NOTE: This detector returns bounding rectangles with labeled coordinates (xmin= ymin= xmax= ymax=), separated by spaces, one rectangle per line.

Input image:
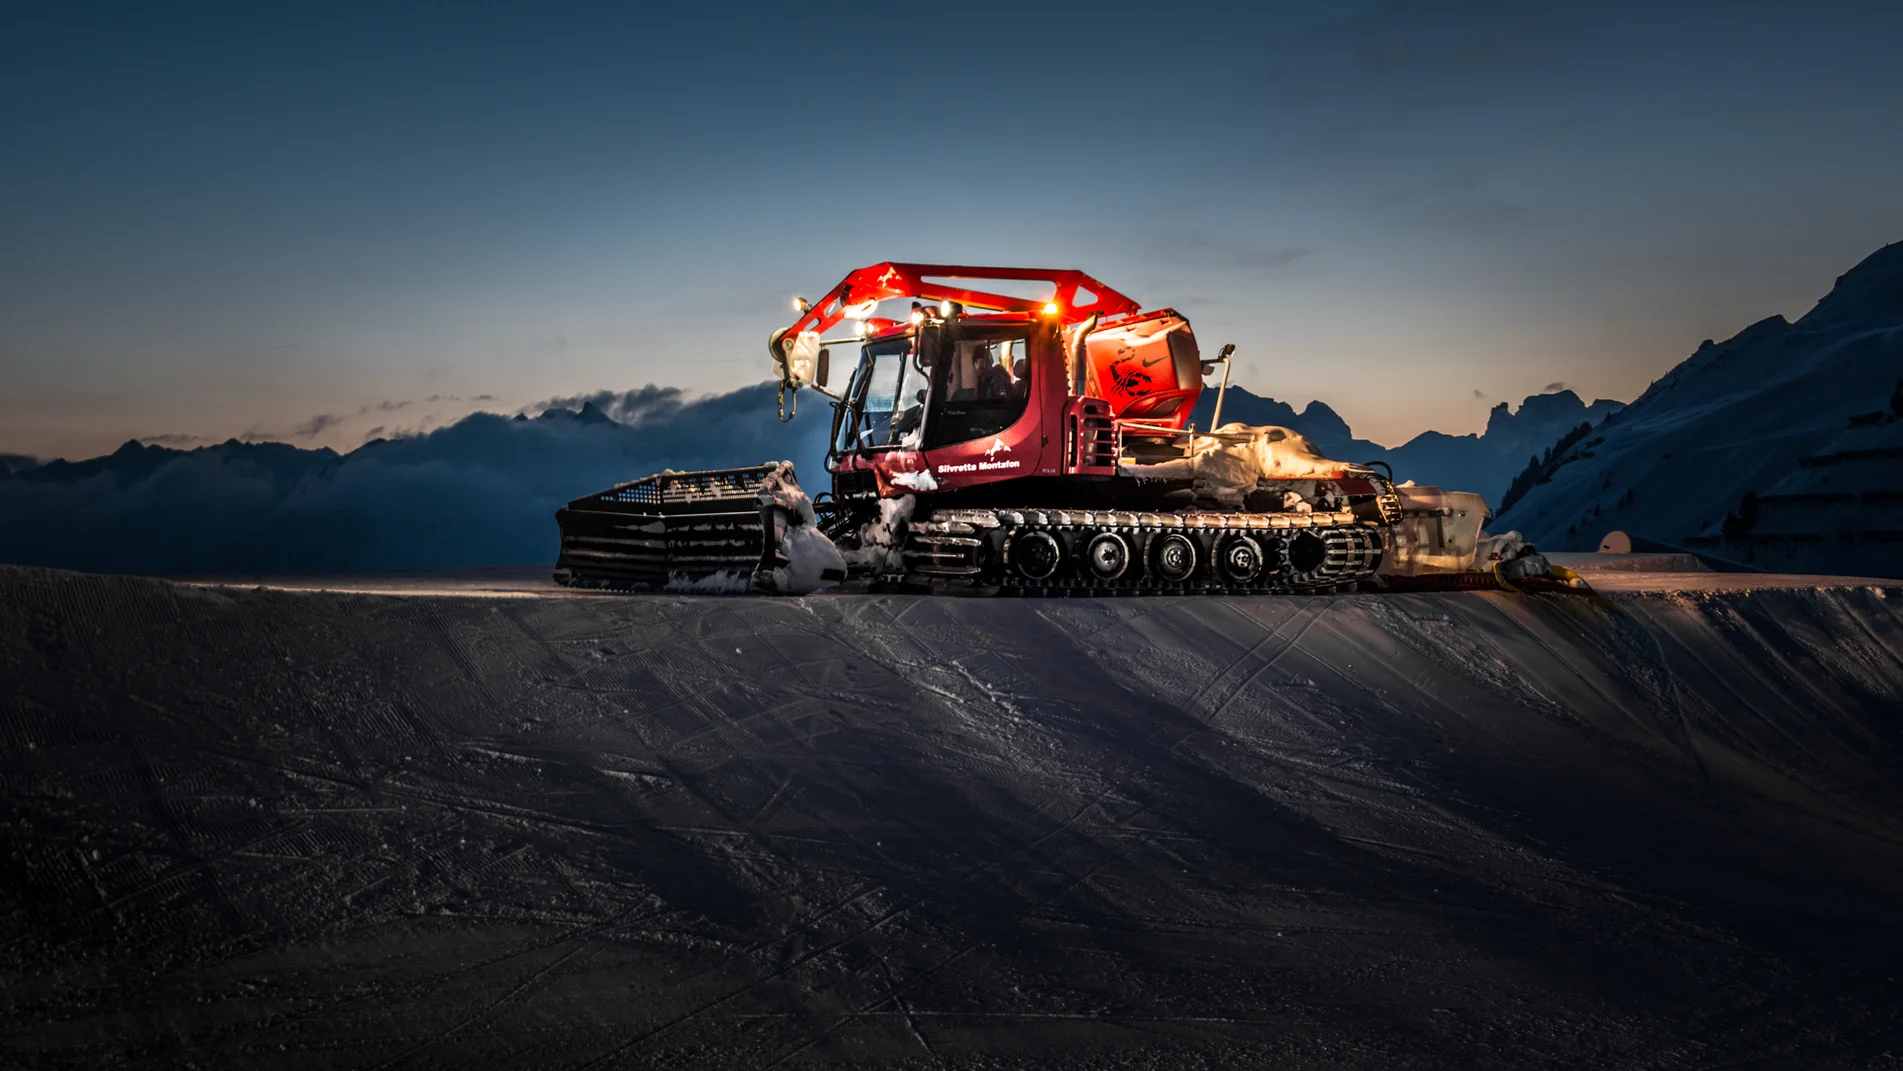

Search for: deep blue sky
xmin=3 ymin=1 xmax=1900 ymax=459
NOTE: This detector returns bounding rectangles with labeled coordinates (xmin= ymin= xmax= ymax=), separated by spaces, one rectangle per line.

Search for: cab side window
xmin=926 ymin=335 xmax=1031 ymax=448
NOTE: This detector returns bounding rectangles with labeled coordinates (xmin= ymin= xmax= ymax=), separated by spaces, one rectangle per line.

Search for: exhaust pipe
xmin=1069 ymin=312 xmax=1100 ymax=396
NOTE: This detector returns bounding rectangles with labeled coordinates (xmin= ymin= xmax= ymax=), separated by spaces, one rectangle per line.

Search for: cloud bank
xmin=0 ymin=383 xmax=832 ymax=575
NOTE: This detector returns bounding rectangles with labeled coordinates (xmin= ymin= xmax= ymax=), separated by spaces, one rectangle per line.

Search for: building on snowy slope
xmin=1689 ymin=391 xmax=1903 ymax=566
xmin=1493 ymin=241 xmax=1903 ymax=578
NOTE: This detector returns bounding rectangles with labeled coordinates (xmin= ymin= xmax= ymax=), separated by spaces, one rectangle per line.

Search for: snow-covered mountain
xmin=1386 ymin=390 xmax=1623 ymax=506
xmin=1189 ymin=386 xmax=1623 ymax=507
xmin=1494 ymin=241 xmax=1903 ymax=577
xmin=0 ymin=385 xmax=835 ymax=574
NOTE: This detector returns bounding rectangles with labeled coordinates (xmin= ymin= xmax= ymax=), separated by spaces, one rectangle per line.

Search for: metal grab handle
xmin=1209 ymin=343 xmax=1236 ymax=430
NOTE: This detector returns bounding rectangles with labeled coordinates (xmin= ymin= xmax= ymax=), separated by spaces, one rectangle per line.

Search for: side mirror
xmin=915 ymin=322 xmax=946 ymax=375
xmin=816 ymin=347 xmax=830 ymax=388
xmin=1200 ymin=343 xmax=1236 ymax=379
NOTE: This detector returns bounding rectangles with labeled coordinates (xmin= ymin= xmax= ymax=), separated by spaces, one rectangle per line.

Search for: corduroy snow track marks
xmin=0 ymin=566 xmax=1900 ymax=1068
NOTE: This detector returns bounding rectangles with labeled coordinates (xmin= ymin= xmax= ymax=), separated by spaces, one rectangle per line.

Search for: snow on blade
xmin=753 ymin=461 xmax=846 ymax=595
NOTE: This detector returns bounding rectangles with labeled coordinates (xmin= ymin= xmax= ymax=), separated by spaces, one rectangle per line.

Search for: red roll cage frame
xmin=782 ymin=263 xmax=1143 ymax=339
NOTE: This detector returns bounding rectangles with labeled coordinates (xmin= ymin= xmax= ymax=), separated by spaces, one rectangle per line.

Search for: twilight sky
xmin=3 ymin=1 xmax=1901 ymax=461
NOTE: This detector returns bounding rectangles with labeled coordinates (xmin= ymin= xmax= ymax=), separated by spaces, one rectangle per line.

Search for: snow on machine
xmin=554 ymin=263 xmax=1587 ymax=597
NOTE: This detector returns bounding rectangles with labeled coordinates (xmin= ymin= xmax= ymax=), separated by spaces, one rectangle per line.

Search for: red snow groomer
xmin=555 ymin=263 xmax=1541 ymax=595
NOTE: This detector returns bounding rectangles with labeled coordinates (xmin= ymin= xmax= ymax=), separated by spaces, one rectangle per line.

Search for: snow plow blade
xmin=553 ymin=465 xmax=778 ymax=591
xmin=1372 ymin=563 xmax=1614 ymax=609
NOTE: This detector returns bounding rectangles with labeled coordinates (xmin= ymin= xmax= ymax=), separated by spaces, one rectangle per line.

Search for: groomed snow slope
xmin=2 ymin=568 xmax=1901 ymax=1068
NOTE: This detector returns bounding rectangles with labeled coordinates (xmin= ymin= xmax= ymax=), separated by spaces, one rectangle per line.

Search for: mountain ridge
xmin=1 ymin=379 xmax=1629 ymax=574
xmin=1494 ymin=241 xmax=1903 ymax=576
xmin=39 ymin=232 xmax=1901 ymax=580
xmin=1191 ymin=385 xmax=1624 ymax=506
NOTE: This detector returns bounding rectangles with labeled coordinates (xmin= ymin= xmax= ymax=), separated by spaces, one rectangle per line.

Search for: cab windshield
xmin=833 ymin=326 xmax=1035 ymax=456
xmin=836 ymin=335 xmax=932 ymax=452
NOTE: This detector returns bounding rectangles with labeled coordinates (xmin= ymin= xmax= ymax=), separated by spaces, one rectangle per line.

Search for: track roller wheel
xmin=1216 ymin=534 xmax=1265 ymax=584
xmin=1083 ymin=531 xmax=1131 ymax=581
xmin=1009 ymin=529 xmax=1063 ymax=582
xmin=1287 ymin=531 xmax=1328 ymax=576
xmin=1151 ymin=532 xmax=1198 ymax=583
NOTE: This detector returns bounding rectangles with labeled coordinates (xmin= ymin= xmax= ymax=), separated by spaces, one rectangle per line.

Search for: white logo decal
xmin=984 ymin=437 xmax=1011 ymax=458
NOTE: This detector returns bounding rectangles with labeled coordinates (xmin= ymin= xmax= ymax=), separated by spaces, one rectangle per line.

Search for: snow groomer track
xmin=3 ymin=566 xmax=1902 ymax=1068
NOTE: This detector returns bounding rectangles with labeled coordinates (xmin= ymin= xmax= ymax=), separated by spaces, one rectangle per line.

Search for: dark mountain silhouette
xmin=3 ymin=371 xmax=1637 ymax=576
xmin=19 ymin=439 xmax=341 ymax=489
xmin=1495 ymin=241 xmax=1903 ymax=577
xmin=1391 ymin=390 xmax=1624 ymax=507
xmin=1189 ymin=389 xmax=1388 ymax=462
xmin=1192 ymin=384 xmax=1623 ymax=506
xmin=0 ymin=384 xmax=833 ymax=575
